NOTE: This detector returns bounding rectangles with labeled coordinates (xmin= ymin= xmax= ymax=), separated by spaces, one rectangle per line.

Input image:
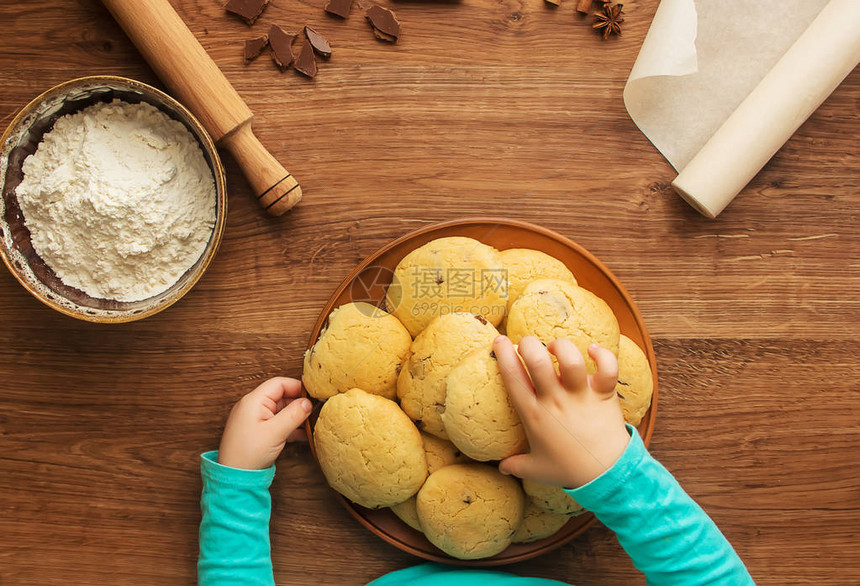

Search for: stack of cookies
xmin=303 ymin=236 xmax=653 ymax=560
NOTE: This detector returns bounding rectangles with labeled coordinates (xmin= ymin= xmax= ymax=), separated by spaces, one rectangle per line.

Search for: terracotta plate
xmin=304 ymin=217 xmax=658 ymax=566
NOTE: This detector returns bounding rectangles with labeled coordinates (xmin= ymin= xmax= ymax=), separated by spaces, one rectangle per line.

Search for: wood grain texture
xmin=0 ymin=0 xmax=858 ymax=584
xmin=101 ymin=0 xmax=302 ymax=214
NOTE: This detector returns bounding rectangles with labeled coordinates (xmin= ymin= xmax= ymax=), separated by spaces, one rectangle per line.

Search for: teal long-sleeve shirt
xmin=198 ymin=426 xmax=753 ymax=585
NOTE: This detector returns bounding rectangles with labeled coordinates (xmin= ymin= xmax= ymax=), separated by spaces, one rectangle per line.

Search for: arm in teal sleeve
xmin=568 ymin=426 xmax=754 ymax=585
xmin=369 ymin=427 xmax=751 ymax=586
xmin=198 ymin=451 xmax=276 ymax=586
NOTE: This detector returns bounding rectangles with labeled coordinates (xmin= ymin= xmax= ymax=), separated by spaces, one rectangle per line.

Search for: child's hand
xmin=218 ymin=377 xmax=313 ymax=470
xmin=493 ymin=335 xmax=629 ymax=489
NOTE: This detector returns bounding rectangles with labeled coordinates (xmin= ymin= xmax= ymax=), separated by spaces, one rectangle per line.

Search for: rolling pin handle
xmin=220 ymin=124 xmax=302 ymax=217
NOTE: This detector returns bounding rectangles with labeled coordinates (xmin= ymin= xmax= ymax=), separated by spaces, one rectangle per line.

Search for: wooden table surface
xmin=1 ymin=0 xmax=858 ymax=584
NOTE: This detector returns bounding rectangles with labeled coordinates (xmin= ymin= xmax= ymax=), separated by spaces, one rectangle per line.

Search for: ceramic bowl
xmin=304 ymin=217 xmax=658 ymax=566
xmin=0 ymin=75 xmax=227 ymax=323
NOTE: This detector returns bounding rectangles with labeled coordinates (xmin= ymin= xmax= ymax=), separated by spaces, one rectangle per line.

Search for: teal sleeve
xmin=567 ymin=425 xmax=754 ymax=585
xmin=367 ymin=564 xmax=566 ymax=586
xmin=369 ymin=426 xmax=752 ymax=586
xmin=198 ymin=451 xmax=276 ymax=586
xmin=196 ymin=429 xmax=751 ymax=586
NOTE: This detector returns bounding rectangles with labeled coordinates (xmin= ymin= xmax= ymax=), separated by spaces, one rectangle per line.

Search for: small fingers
xmin=269 ymin=397 xmax=313 ymax=439
xmin=251 ymin=377 xmax=303 ymax=403
xmin=548 ymin=338 xmax=587 ymax=391
xmin=498 ymin=453 xmax=537 ymax=479
xmin=494 ymin=336 xmax=537 ymax=415
xmin=518 ymin=337 xmax=563 ymax=402
xmin=588 ymin=344 xmax=619 ymax=395
xmin=274 ymin=397 xmax=288 ymax=412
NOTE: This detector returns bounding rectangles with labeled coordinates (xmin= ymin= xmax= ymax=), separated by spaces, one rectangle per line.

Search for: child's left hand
xmin=218 ymin=377 xmax=313 ymax=470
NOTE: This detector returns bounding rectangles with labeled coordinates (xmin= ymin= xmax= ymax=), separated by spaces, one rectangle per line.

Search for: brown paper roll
xmin=672 ymin=0 xmax=860 ymax=218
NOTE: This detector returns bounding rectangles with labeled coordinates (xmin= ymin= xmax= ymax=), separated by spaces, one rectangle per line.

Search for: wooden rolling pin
xmin=102 ymin=0 xmax=301 ymax=216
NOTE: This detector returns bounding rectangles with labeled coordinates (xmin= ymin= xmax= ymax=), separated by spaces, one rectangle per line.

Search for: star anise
xmin=593 ymin=2 xmax=623 ymax=39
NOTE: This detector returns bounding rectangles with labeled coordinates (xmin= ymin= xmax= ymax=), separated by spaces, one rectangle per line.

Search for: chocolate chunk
xmin=294 ymin=41 xmax=318 ymax=78
xmin=366 ymin=5 xmax=400 ymax=41
xmin=325 ymin=0 xmax=353 ymax=19
xmin=243 ymin=35 xmax=269 ymax=64
xmin=304 ymin=26 xmax=332 ymax=58
xmin=373 ymin=29 xmax=397 ymax=42
xmin=269 ymin=25 xmax=297 ymax=71
xmin=225 ymin=0 xmax=270 ymax=25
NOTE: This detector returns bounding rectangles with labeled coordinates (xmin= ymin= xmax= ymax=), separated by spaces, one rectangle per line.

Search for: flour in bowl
xmin=15 ymin=99 xmax=216 ymax=302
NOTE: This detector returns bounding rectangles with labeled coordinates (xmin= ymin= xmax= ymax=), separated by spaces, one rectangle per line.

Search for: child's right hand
xmin=493 ymin=335 xmax=630 ymax=489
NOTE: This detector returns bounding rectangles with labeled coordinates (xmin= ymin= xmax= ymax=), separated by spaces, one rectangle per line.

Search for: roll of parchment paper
xmin=672 ymin=0 xmax=860 ymax=217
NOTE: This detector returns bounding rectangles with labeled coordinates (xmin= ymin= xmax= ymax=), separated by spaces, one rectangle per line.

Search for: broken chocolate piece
xmin=243 ymin=35 xmax=269 ymax=64
xmin=546 ymin=0 xmax=561 ymax=5
xmin=294 ymin=41 xmax=318 ymax=78
xmin=373 ymin=29 xmax=397 ymax=42
xmin=366 ymin=5 xmax=400 ymax=41
xmin=225 ymin=0 xmax=270 ymax=25
xmin=304 ymin=26 xmax=332 ymax=58
xmin=325 ymin=0 xmax=353 ymax=19
xmin=269 ymin=25 xmax=297 ymax=71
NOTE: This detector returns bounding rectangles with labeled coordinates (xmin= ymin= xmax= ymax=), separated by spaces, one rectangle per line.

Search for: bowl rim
xmin=0 ymin=75 xmax=227 ymax=324
xmin=303 ymin=216 xmax=658 ymax=565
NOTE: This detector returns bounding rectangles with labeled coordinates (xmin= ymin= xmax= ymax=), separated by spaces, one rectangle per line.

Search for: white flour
xmin=15 ymin=99 xmax=216 ymax=302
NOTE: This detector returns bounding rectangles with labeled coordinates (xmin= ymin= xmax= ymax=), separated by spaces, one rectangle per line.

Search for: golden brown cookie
xmin=314 ymin=388 xmax=427 ymax=509
xmin=522 ymin=479 xmax=585 ymax=516
xmin=505 ymin=279 xmax=620 ymax=372
xmin=416 ymin=463 xmax=525 ymax=560
xmin=442 ymin=347 xmax=528 ymax=461
xmin=391 ymin=498 xmax=422 ymax=532
xmin=512 ymin=501 xmax=571 ymax=543
xmin=385 ymin=237 xmax=507 ymax=336
xmin=302 ymin=302 xmax=412 ymax=401
xmin=615 ymin=335 xmax=654 ymax=427
xmin=498 ymin=248 xmax=577 ymax=318
xmin=397 ymin=312 xmax=500 ymax=438
xmin=390 ymin=433 xmax=470 ymax=531
xmin=421 ymin=432 xmax=471 ymax=473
